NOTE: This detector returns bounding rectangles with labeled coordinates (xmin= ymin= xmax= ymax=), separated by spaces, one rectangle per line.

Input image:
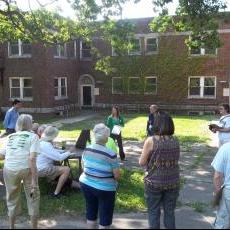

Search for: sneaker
xmin=50 ymin=193 xmax=63 ymax=199
xmin=120 ymin=158 xmax=127 ymax=162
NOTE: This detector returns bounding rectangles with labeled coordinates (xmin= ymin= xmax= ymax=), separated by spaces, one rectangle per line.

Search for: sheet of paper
xmin=111 ymin=125 xmax=121 ymax=135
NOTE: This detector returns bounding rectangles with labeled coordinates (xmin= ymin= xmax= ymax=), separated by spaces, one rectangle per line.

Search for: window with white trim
xmin=80 ymin=41 xmax=92 ymax=59
xmin=54 ymin=77 xmax=67 ymax=99
xmin=189 ymin=76 xmax=216 ymax=98
xmin=8 ymin=40 xmax=32 ymax=57
xmin=10 ymin=78 xmax=32 ymax=100
xmin=112 ymin=77 xmax=123 ymax=94
xmin=111 ymin=47 xmax=118 ymax=57
xmin=190 ymin=47 xmax=217 ymax=56
xmin=145 ymin=77 xmax=157 ymax=94
xmin=129 ymin=77 xmax=140 ymax=94
xmin=146 ymin=38 xmax=158 ymax=54
xmin=54 ymin=44 xmax=67 ymax=58
xmin=68 ymin=40 xmax=77 ymax=58
xmin=129 ymin=38 xmax=141 ymax=55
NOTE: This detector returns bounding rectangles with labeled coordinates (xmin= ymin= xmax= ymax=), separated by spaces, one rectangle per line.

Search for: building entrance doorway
xmin=82 ymin=86 xmax=92 ymax=106
xmin=79 ymin=75 xmax=95 ymax=108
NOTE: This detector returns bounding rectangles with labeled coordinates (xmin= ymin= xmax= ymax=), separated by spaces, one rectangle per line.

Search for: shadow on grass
xmin=116 ymin=169 xmax=145 ymax=213
xmin=177 ymin=135 xmax=210 ymax=144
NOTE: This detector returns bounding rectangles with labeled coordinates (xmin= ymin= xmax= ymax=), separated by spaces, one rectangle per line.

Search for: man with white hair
xmin=37 ymin=124 xmax=48 ymax=138
xmin=37 ymin=126 xmax=80 ymax=198
xmin=80 ymin=123 xmax=120 ymax=229
xmin=147 ymin=104 xmax=159 ymax=136
xmin=0 ymin=114 xmax=40 ymax=229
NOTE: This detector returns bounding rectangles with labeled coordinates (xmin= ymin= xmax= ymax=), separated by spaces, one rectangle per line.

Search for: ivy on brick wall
xmin=100 ymin=37 xmax=218 ymax=95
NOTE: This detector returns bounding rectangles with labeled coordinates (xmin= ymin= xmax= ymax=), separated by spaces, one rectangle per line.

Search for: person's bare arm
xmin=113 ymin=168 xmax=120 ymax=181
xmin=29 ymin=153 xmax=38 ymax=190
xmin=217 ymin=127 xmax=230 ymax=133
xmin=213 ymin=171 xmax=224 ymax=193
xmin=139 ymin=137 xmax=154 ymax=167
xmin=0 ymin=145 xmax=6 ymax=160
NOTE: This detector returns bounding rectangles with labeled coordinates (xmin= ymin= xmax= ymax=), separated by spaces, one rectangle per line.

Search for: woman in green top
xmin=106 ymin=106 xmax=126 ymax=160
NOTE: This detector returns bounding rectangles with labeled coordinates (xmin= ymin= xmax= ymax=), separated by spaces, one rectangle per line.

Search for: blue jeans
xmin=145 ymin=186 xmax=179 ymax=229
xmin=214 ymin=187 xmax=230 ymax=229
xmin=80 ymin=183 xmax=116 ymax=227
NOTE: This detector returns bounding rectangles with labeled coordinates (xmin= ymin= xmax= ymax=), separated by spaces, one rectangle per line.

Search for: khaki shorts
xmin=38 ymin=166 xmax=63 ymax=181
xmin=3 ymin=168 xmax=40 ymax=218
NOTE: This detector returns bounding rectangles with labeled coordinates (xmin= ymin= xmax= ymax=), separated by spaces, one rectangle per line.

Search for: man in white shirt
xmin=210 ymin=104 xmax=230 ymax=147
xmin=211 ymin=142 xmax=230 ymax=229
xmin=0 ymin=114 xmax=40 ymax=229
xmin=37 ymin=126 xmax=80 ymax=198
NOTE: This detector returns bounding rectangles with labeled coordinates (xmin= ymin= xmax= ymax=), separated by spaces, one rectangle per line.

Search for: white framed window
xmin=112 ymin=77 xmax=123 ymax=94
xmin=129 ymin=77 xmax=140 ymax=94
xmin=190 ymin=47 xmax=217 ymax=56
xmin=8 ymin=40 xmax=32 ymax=58
xmin=10 ymin=77 xmax=32 ymax=100
xmin=111 ymin=47 xmax=118 ymax=57
xmin=188 ymin=76 xmax=216 ymax=99
xmin=145 ymin=77 xmax=157 ymax=94
xmin=54 ymin=77 xmax=68 ymax=100
xmin=80 ymin=41 xmax=92 ymax=60
xmin=54 ymin=44 xmax=67 ymax=58
xmin=145 ymin=37 xmax=158 ymax=54
xmin=128 ymin=38 xmax=141 ymax=55
xmin=68 ymin=40 xmax=77 ymax=58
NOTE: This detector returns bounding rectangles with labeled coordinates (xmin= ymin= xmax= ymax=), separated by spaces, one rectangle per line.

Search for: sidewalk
xmin=50 ymin=113 xmax=97 ymax=129
xmin=0 ymin=208 xmax=214 ymax=229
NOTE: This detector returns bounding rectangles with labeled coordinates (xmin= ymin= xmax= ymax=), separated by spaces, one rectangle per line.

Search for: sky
xmin=17 ymin=0 xmax=230 ymax=19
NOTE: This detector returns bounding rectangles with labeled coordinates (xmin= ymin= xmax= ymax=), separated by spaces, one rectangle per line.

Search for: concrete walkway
xmin=50 ymin=113 xmax=98 ymax=129
xmin=0 ymin=208 xmax=215 ymax=229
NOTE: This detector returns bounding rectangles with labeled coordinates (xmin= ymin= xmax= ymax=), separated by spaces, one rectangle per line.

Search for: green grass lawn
xmin=0 ymin=123 xmax=3 ymax=135
xmin=0 ymin=114 xmax=215 ymax=217
xmin=0 ymin=169 xmax=145 ymax=217
xmin=57 ymin=114 xmax=214 ymax=145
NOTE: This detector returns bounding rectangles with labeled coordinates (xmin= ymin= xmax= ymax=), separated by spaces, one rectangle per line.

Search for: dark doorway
xmin=83 ymin=86 xmax=92 ymax=106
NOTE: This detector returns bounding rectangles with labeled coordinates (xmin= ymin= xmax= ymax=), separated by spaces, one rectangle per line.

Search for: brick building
xmin=0 ymin=17 xmax=230 ymax=115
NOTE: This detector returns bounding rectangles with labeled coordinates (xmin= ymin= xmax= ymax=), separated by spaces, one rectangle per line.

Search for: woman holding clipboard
xmin=106 ymin=106 xmax=126 ymax=161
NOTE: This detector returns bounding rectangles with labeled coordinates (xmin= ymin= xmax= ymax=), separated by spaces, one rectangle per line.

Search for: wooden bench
xmin=56 ymin=104 xmax=81 ymax=118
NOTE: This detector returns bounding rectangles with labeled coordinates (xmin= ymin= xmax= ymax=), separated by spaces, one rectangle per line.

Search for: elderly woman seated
xmin=79 ymin=123 xmax=120 ymax=229
xmin=37 ymin=126 xmax=80 ymax=198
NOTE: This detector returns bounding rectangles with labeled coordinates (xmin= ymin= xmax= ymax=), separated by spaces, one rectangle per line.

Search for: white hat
xmin=41 ymin=126 xmax=59 ymax=142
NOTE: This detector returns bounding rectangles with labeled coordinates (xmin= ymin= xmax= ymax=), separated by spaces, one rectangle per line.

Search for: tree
xmin=151 ymin=0 xmax=227 ymax=49
xmin=0 ymin=0 xmax=228 ymax=73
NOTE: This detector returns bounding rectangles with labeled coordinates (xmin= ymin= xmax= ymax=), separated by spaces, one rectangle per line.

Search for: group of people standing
xmin=0 ymin=101 xmax=181 ymax=229
xmin=1 ymin=101 xmax=230 ymax=229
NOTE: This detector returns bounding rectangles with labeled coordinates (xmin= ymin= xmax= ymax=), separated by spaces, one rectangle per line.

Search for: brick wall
xmin=1 ymin=17 xmax=230 ymax=114
xmin=0 ymin=42 xmax=80 ymax=114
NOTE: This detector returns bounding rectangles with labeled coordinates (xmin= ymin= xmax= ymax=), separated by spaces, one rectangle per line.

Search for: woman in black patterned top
xmin=139 ymin=112 xmax=180 ymax=229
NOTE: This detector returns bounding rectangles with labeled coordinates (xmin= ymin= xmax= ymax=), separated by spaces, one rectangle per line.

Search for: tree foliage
xmin=151 ymin=0 xmax=227 ymax=49
xmin=0 ymin=0 xmax=88 ymax=44
xmin=0 ymin=0 xmax=228 ymax=73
